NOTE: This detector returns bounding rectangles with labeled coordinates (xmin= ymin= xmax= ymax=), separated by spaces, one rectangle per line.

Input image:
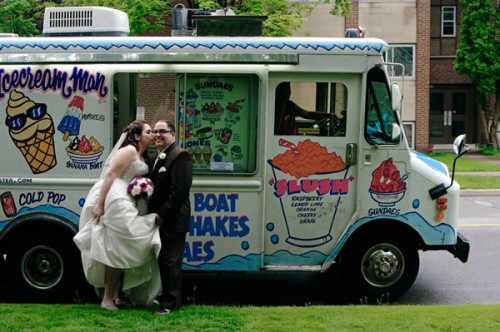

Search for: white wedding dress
xmin=73 ymin=160 xmax=161 ymax=306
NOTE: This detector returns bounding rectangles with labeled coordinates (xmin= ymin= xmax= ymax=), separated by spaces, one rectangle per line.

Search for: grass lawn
xmin=2 ymin=152 xmax=499 ymax=331
xmin=429 ymin=153 xmax=500 ymax=172
xmin=429 ymin=153 xmax=500 ymax=189
xmin=1 ymin=303 xmax=500 ymax=331
xmin=454 ymin=175 xmax=500 ymax=189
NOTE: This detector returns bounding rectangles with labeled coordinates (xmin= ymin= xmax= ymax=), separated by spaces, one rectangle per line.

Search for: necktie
xmin=153 ymin=154 xmax=160 ymax=169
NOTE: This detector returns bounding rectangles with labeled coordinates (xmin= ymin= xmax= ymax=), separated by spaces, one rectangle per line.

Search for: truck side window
xmin=365 ymin=68 xmax=400 ymax=145
xmin=274 ymin=81 xmax=347 ymax=137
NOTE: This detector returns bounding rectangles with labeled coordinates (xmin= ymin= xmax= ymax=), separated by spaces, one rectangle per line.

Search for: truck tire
xmin=0 ymin=253 xmax=5 ymax=284
xmin=343 ymin=232 xmax=419 ymax=303
xmin=5 ymin=231 xmax=80 ymax=302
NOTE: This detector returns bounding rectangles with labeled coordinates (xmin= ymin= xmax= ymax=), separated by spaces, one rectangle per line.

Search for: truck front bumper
xmin=447 ymin=231 xmax=470 ymax=263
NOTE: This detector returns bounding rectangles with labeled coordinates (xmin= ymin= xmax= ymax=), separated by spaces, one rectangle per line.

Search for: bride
xmin=73 ymin=120 xmax=161 ymax=310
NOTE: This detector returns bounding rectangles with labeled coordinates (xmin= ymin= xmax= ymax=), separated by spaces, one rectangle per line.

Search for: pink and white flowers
xmin=127 ymin=176 xmax=154 ymax=200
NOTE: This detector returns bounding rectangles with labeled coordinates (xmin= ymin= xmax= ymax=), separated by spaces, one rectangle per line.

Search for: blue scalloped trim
xmin=0 ymin=38 xmax=388 ymax=53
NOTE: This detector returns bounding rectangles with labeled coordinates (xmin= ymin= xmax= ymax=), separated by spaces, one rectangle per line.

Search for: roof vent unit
xmin=344 ymin=26 xmax=366 ymax=38
xmin=171 ymin=4 xmax=212 ymax=36
xmin=43 ymin=6 xmax=130 ymax=37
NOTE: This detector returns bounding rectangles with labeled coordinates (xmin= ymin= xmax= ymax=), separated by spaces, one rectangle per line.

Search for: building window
xmin=442 ymin=6 xmax=456 ymax=37
xmin=384 ymin=45 xmax=415 ymax=78
xmin=403 ymin=122 xmax=415 ymax=149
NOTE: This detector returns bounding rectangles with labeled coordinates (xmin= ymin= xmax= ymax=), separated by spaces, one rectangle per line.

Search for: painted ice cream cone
xmin=194 ymin=146 xmax=202 ymax=162
xmin=6 ymin=90 xmax=56 ymax=174
xmin=202 ymin=145 xmax=212 ymax=164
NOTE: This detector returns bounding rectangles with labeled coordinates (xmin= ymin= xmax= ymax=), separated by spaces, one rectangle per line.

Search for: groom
xmin=148 ymin=120 xmax=193 ymax=315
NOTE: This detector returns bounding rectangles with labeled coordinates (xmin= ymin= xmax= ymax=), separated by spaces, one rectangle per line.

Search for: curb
xmin=460 ymin=189 xmax=500 ymax=197
xmin=456 ymin=172 xmax=500 ymax=176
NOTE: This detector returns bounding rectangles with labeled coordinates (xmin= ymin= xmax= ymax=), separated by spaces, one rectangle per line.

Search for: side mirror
xmin=453 ymin=134 xmax=467 ymax=155
xmin=430 ymin=134 xmax=468 ymax=200
xmin=391 ymin=123 xmax=401 ymax=141
xmin=391 ymin=84 xmax=402 ymax=112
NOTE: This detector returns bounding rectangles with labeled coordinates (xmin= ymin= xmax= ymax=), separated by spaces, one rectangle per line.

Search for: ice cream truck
xmin=0 ymin=7 xmax=469 ymax=303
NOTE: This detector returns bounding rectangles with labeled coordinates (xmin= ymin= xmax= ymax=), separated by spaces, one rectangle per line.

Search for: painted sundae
xmin=369 ymin=158 xmax=407 ymax=206
xmin=201 ymin=102 xmax=224 ymax=121
xmin=226 ymin=99 xmax=244 ymax=120
xmin=5 ymin=90 xmax=56 ymax=174
xmin=66 ymin=135 xmax=104 ymax=163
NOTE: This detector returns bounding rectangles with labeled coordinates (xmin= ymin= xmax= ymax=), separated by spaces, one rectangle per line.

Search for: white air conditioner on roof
xmin=43 ymin=6 xmax=130 ymax=37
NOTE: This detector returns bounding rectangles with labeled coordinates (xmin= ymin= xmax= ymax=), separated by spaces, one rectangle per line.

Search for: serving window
xmin=177 ymin=74 xmax=258 ymax=174
xmin=274 ymin=81 xmax=347 ymax=137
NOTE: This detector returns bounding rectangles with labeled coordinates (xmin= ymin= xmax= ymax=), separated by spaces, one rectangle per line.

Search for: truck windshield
xmin=365 ymin=67 xmax=400 ymax=145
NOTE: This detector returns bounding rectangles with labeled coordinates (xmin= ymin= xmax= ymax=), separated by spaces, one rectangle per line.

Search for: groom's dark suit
xmin=148 ymin=142 xmax=192 ymax=311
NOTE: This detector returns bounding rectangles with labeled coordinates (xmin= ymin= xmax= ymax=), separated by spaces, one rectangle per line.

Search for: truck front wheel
xmin=5 ymin=232 xmax=80 ymax=302
xmin=343 ymin=232 xmax=419 ymax=303
xmin=0 ymin=253 xmax=5 ymax=284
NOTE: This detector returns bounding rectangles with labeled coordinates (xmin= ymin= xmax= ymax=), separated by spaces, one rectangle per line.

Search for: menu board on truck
xmin=178 ymin=75 xmax=254 ymax=173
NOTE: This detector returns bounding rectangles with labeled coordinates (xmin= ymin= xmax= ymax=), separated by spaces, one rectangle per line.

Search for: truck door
xmin=175 ymin=73 xmax=263 ymax=271
xmin=264 ymin=75 xmax=360 ymax=267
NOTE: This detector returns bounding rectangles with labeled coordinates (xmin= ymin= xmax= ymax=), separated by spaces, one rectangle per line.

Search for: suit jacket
xmin=148 ymin=143 xmax=193 ymax=233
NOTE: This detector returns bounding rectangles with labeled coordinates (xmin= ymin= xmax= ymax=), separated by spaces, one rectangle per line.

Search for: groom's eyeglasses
xmin=152 ymin=129 xmax=173 ymax=135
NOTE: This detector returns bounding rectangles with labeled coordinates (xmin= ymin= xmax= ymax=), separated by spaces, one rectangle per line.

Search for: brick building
xmin=429 ymin=0 xmax=476 ymax=150
xmin=296 ymin=0 xmax=491 ymax=152
xmin=138 ymin=0 xmax=189 ymax=127
xmin=142 ymin=0 xmax=491 ymax=152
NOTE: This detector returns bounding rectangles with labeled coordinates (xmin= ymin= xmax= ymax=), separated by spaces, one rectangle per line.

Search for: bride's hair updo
xmin=121 ymin=120 xmax=148 ymax=150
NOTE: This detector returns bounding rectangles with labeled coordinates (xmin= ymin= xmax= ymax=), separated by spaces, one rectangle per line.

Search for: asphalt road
xmin=396 ymin=227 xmax=500 ymax=305
xmin=396 ymin=191 xmax=500 ymax=305
xmin=183 ymin=191 xmax=500 ymax=306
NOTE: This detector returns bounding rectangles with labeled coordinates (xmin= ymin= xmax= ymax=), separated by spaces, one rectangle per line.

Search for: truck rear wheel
xmin=5 ymin=231 xmax=80 ymax=302
xmin=343 ymin=232 xmax=419 ymax=303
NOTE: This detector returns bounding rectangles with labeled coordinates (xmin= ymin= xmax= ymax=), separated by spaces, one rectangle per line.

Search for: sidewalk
xmin=460 ymin=189 xmax=500 ymax=197
xmin=455 ymin=151 xmax=500 ymax=176
xmin=456 ymin=172 xmax=500 ymax=176
xmin=461 ymin=151 xmax=500 ymax=165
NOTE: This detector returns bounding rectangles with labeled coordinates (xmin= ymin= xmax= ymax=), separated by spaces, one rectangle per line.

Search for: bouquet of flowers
xmin=128 ymin=176 xmax=155 ymax=199
xmin=127 ymin=176 xmax=154 ymax=215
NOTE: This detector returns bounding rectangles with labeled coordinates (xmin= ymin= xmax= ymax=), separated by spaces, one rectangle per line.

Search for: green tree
xmin=0 ymin=0 xmax=42 ymax=36
xmin=2 ymin=0 xmax=352 ymax=38
xmin=61 ymin=0 xmax=171 ymax=35
xmin=455 ymin=0 xmax=500 ymax=147
xmin=190 ymin=0 xmax=352 ymax=36
xmin=328 ymin=0 xmax=352 ymax=16
xmin=0 ymin=0 xmax=170 ymax=36
xmin=191 ymin=0 xmax=310 ymax=36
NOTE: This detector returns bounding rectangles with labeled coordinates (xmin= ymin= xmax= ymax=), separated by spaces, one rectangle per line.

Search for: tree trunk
xmin=493 ymin=94 xmax=500 ymax=149
xmin=486 ymin=95 xmax=500 ymax=149
xmin=480 ymin=108 xmax=489 ymax=145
